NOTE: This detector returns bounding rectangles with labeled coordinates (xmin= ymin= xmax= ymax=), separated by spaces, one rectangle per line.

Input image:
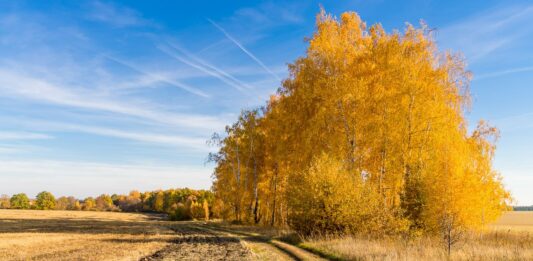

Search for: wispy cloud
xmin=0 ymin=131 xmax=52 ymax=140
xmin=475 ymin=66 xmax=533 ymax=80
xmin=208 ymin=19 xmax=281 ymax=82
xmin=86 ymin=1 xmax=148 ymax=27
xmin=437 ymin=5 xmax=533 ymax=62
xmin=50 ymin=122 xmax=210 ymax=151
xmin=158 ymin=43 xmax=251 ymax=92
xmin=492 ymin=112 xmax=533 ymax=133
xmin=0 ymin=114 xmax=213 ymax=151
xmin=230 ymin=2 xmax=306 ymax=27
xmin=0 ymin=160 xmax=212 ymax=197
xmin=106 ymin=56 xmax=210 ymax=98
xmin=0 ymin=68 xmax=225 ymax=130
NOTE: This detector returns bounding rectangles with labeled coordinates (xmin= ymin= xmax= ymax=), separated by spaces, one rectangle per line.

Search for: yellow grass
xmin=0 ymin=209 xmax=174 ymax=261
xmin=2 ymin=210 xmax=532 ymax=260
xmin=301 ymin=211 xmax=533 ymax=260
xmin=490 ymin=210 xmax=533 ymax=232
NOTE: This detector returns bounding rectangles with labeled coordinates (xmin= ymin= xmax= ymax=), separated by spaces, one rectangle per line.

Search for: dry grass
xmin=2 ymin=210 xmax=531 ymax=260
xmin=300 ymin=211 xmax=533 ymax=260
xmin=0 ymin=209 xmax=174 ymax=261
xmin=491 ymin=210 xmax=533 ymax=232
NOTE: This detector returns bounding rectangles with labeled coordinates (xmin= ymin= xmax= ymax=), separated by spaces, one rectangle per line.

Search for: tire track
xmin=140 ymin=223 xmax=251 ymax=261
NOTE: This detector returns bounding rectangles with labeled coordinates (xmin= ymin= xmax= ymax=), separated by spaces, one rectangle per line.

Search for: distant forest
xmin=514 ymin=206 xmax=533 ymax=211
xmin=0 ymin=188 xmax=215 ymax=221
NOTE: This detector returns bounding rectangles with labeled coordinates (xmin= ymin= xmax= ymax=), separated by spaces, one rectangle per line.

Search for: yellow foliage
xmin=287 ymin=153 xmax=409 ymax=236
xmin=211 ymin=9 xmax=511 ymax=236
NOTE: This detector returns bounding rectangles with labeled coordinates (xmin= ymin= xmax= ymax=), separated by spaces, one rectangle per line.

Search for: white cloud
xmin=86 ymin=1 xmax=148 ymax=27
xmin=475 ymin=66 xmax=533 ymax=80
xmin=437 ymin=5 xmax=533 ymax=62
xmin=0 ymin=160 xmax=213 ymax=197
xmin=0 ymin=68 xmax=226 ymax=131
xmin=497 ymin=168 xmax=533 ymax=206
xmin=0 ymin=131 xmax=52 ymax=140
xmin=492 ymin=112 xmax=533 ymax=133
xmin=231 ymin=2 xmax=305 ymax=27
xmin=55 ymin=123 xmax=211 ymax=151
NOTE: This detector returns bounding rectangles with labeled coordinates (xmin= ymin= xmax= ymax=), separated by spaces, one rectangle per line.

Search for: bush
xmin=190 ymin=202 xmax=205 ymax=220
xmin=170 ymin=203 xmax=190 ymax=221
xmin=287 ymin=154 xmax=408 ymax=236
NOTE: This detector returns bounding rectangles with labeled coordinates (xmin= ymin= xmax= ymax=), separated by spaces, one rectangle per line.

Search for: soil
xmin=140 ymin=223 xmax=252 ymax=261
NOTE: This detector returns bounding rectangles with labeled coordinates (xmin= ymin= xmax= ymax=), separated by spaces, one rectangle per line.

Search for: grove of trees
xmin=0 ymin=188 xmax=214 ymax=221
xmin=209 ymin=10 xmax=512 ymax=239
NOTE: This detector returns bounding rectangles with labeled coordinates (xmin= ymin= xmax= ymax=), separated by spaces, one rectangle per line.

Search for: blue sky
xmin=0 ymin=1 xmax=531 ymax=205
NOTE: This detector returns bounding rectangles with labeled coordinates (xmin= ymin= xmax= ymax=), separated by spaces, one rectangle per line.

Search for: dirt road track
xmin=201 ymin=225 xmax=326 ymax=261
xmin=139 ymin=222 xmax=326 ymax=261
xmin=140 ymin=223 xmax=251 ymax=261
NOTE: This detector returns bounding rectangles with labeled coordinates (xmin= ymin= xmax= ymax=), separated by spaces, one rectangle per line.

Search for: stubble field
xmin=0 ymin=210 xmax=174 ymax=260
xmin=0 ymin=209 xmax=531 ymax=260
xmin=0 ymin=209 xmax=319 ymax=261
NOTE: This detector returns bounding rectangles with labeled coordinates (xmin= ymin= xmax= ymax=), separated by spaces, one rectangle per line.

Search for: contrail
xmin=207 ymin=19 xmax=281 ymax=82
xmin=106 ymin=56 xmax=209 ymax=98
xmin=168 ymin=43 xmax=253 ymax=90
xmin=475 ymin=66 xmax=533 ymax=80
xmin=158 ymin=43 xmax=251 ymax=91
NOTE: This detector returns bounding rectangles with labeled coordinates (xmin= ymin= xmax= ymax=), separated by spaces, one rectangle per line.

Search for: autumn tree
xmin=211 ymin=9 xmax=511 ymax=237
xmin=95 ymin=194 xmax=115 ymax=211
xmin=10 ymin=193 xmax=30 ymax=209
xmin=83 ymin=197 xmax=96 ymax=211
xmin=153 ymin=191 xmax=165 ymax=212
xmin=203 ymin=200 xmax=210 ymax=221
xmin=35 ymin=191 xmax=56 ymax=210
xmin=0 ymin=194 xmax=10 ymax=209
xmin=55 ymin=196 xmax=70 ymax=210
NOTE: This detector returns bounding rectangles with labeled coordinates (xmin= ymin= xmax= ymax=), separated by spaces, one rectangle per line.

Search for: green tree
xmin=36 ymin=191 xmax=56 ymax=210
xmin=10 ymin=193 xmax=30 ymax=209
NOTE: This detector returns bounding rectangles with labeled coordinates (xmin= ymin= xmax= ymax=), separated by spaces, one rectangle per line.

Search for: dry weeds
xmin=301 ymin=211 xmax=533 ymax=260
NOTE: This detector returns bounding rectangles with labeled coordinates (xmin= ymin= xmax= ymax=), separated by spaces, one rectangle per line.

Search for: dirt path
xmin=201 ymin=225 xmax=326 ymax=261
xmin=139 ymin=222 xmax=326 ymax=261
xmin=140 ymin=223 xmax=251 ymax=261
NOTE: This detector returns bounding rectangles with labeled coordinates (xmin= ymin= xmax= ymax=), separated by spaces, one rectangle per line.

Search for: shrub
xmin=170 ymin=203 xmax=190 ymax=221
xmin=288 ymin=154 xmax=408 ymax=236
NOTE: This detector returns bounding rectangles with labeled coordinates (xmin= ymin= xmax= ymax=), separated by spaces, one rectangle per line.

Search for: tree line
xmin=0 ymin=188 xmax=214 ymax=221
xmin=209 ymin=10 xmax=512 ymax=242
xmin=513 ymin=206 xmax=533 ymax=211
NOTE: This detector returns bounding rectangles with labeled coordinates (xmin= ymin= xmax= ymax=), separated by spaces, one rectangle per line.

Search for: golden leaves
xmin=211 ymin=10 xmax=510 ymax=236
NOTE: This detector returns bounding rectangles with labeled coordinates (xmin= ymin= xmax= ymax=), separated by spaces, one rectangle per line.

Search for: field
xmin=0 ymin=210 xmax=175 ymax=260
xmin=0 ymin=209 xmax=319 ymax=261
xmin=0 ymin=210 xmax=531 ymax=260
xmin=299 ymin=211 xmax=533 ymax=260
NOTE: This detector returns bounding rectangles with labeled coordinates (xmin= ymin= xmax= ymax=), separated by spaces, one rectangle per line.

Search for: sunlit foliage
xmin=35 ymin=191 xmax=56 ymax=210
xmin=10 ymin=193 xmax=30 ymax=209
xmin=210 ymin=10 xmax=511 ymax=237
